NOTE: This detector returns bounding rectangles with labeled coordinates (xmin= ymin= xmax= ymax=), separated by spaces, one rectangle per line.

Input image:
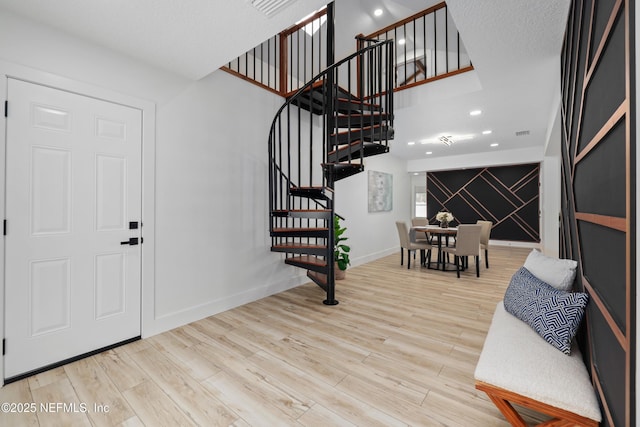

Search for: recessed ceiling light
xmin=413 ymin=173 xmax=419 ymax=176
xmin=374 ymin=8 xmax=383 ymax=16
xmin=469 ymin=110 xmax=482 ymax=116
xmin=490 ymin=143 xmax=499 ymax=147
xmin=426 ymin=151 xmax=433 ymax=155
xmin=482 ymin=130 xmax=492 ymax=135
xmin=407 ymin=141 xmax=415 ymax=145
xmin=398 ymin=38 xmax=406 ymax=45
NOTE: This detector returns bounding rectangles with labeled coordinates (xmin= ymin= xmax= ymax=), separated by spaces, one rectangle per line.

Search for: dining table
xmin=412 ymin=225 xmax=458 ymax=271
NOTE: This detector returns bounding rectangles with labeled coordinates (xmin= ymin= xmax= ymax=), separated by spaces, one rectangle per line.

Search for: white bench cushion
xmin=474 ymin=301 xmax=601 ymax=422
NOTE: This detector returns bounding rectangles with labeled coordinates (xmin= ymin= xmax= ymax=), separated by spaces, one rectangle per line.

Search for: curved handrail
xmin=268 ymin=35 xmax=394 ymax=305
xmin=268 ymin=38 xmax=393 ymax=137
xmin=268 ymin=38 xmax=394 ymax=216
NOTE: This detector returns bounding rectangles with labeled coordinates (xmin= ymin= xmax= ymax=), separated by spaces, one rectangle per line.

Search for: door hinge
xmin=2 ymin=339 xmax=5 ymax=356
xmin=4 ymin=100 xmax=7 ymax=117
xmin=3 ymin=219 xmax=6 ymax=236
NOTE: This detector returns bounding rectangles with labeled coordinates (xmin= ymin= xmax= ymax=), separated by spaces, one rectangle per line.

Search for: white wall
xmin=0 ymin=10 xmax=189 ymax=103
xmin=150 ymin=71 xmax=312 ymax=334
xmin=334 ymin=154 xmax=411 ymax=266
xmin=540 ymin=102 xmax=563 ymax=257
xmin=0 ymin=12 xmax=321 ymax=341
xmin=0 ymin=7 xmax=413 ymax=342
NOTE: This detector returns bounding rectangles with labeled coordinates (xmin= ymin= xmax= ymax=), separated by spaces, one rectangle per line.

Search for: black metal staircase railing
xmin=268 ymin=37 xmax=394 ymax=305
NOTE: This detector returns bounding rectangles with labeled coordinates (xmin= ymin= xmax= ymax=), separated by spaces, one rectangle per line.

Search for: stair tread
xmin=273 ymin=209 xmax=331 ymax=213
xmin=290 ymin=186 xmax=332 ymax=191
xmin=285 ymin=81 xmax=362 ymax=102
xmin=323 ymin=162 xmax=363 ymax=168
xmin=273 ymin=243 xmax=327 ymax=249
xmin=330 ymin=124 xmax=394 ymax=144
xmin=290 ymin=186 xmax=334 ymax=198
xmin=307 ymin=270 xmax=328 ymax=287
xmin=328 ymin=140 xmax=384 ymax=154
xmin=337 ymin=111 xmax=388 ymax=116
xmin=336 ymin=98 xmax=381 ymax=110
xmin=285 ymin=255 xmax=328 ymax=267
xmin=336 ymin=113 xmax=389 ymax=122
xmin=272 ymin=227 xmax=329 ymax=232
xmin=331 ymin=124 xmax=383 ymax=137
xmin=327 ymin=140 xmax=389 ymax=163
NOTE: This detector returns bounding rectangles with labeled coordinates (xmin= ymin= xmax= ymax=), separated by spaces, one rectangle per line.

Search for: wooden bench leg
xmin=485 ymin=392 xmax=527 ymax=427
xmin=537 ymin=419 xmax=576 ymax=426
xmin=476 ymin=381 xmax=599 ymax=427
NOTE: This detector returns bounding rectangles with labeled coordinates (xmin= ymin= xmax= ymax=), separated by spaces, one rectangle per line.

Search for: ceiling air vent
xmin=515 ymin=130 xmax=530 ymax=136
xmin=249 ymin=0 xmax=298 ymax=17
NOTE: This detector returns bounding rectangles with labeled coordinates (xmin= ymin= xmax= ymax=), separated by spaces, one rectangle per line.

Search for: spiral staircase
xmin=268 ymin=38 xmax=395 ymax=304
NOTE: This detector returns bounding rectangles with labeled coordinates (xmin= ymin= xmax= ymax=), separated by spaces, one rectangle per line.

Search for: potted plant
xmin=334 ymin=215 xmax=351 ymax=279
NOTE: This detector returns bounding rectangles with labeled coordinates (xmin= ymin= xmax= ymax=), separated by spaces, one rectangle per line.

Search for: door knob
xmin=120 ymin=237 xmax=139 ymax=246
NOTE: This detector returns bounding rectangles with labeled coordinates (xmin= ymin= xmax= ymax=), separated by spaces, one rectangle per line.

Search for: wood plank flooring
xmin=0 ymin=246 xmax=548 ymax=426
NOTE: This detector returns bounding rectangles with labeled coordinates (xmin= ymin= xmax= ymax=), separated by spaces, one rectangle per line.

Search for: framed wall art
xmin=368 ymin=170 xmax=393 ymax=212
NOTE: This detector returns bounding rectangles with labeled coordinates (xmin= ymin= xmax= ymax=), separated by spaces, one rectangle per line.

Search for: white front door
xmin=4 ymin=79 xmax=142 ymax=379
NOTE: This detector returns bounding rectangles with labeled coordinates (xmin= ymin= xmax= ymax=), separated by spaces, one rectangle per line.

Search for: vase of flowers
xmin=436 ymin=211 xmax=454 ymax=228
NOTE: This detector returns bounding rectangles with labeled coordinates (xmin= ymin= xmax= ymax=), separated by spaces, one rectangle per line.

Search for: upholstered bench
xmin=475 ymin=301 xmax=601 ymax=426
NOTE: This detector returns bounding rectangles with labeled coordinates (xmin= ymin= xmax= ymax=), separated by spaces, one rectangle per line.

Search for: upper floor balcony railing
xmin=222 ymin=7 xmax=328 ymax=96
xmin=221 ymin=2 xmax=472 ymax=97
xmin=360 ymin=1 xmax=473 ymax=93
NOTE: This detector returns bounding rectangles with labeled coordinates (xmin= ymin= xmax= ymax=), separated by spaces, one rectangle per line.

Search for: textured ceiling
xmin=391 ymin=0 xmax=571 ymax=161
xmin=449 ymin=0 xmax=571 ymax=84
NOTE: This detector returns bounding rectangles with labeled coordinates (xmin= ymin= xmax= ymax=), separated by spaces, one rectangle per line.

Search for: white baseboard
xmin=142 ymin=274 xmax=308 ymax=338
xmin=351 ymin=247 xmax=398 ymax=267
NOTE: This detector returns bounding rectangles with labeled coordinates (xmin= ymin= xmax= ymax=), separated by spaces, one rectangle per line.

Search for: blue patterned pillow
xmin=504 ymin=267 xmax=589 ymax=354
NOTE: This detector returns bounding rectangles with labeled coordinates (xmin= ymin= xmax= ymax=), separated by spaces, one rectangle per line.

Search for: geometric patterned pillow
xmin=504 ymin=267 xmax=589 ymax=355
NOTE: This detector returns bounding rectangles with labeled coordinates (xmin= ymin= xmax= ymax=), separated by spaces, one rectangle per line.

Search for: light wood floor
xmin=0 ymin=246 xmax=548 ymax=426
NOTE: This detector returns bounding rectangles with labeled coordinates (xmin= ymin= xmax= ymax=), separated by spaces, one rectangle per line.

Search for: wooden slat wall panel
xmin=426 ymin=164 xmax=540 ymax=242
xmin=560 ymin=0 xmax=634 ymax=425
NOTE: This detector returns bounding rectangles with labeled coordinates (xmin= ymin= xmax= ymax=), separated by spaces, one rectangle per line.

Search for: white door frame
xmin=0 ymin=61 xmax=156 ymax=386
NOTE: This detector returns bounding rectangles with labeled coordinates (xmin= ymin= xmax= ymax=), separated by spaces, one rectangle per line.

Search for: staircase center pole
xmin=323 ymin=1 xmax=339 ymax=306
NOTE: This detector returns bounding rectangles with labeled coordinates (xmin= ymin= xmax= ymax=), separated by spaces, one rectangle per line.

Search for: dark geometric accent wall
xmin=561 ymin=1 xmax=634 ymax=425
xmin=426 ymin=164 xmax=540 ymax=242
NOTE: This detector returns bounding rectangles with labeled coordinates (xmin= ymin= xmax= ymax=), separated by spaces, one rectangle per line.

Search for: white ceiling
xmin=0 ymin=0 xmax=330 ymax=80
xmin=391 ymin=0 xmax=571 ymax=161
xmin=0 ymin=0 xmax=571 ymax=161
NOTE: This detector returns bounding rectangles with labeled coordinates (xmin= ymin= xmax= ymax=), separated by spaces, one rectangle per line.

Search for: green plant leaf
xmin=333 ymin=215 xmax=350 ymax=269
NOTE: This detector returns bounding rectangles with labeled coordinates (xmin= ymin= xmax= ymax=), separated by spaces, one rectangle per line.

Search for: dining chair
xmin=396 ymin=221 xmax=432 ymax=269
xmin=441 ymin=224 xmax=482 ymax=278
xmin=411 ymin=217 xmax=431 ymax=243
xmin=477 ymin=220 xmax=493 ymax=268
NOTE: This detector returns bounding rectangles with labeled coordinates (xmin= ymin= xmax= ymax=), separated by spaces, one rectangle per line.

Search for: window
xmin=415 ymin=186 xmax=426 ymax=217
